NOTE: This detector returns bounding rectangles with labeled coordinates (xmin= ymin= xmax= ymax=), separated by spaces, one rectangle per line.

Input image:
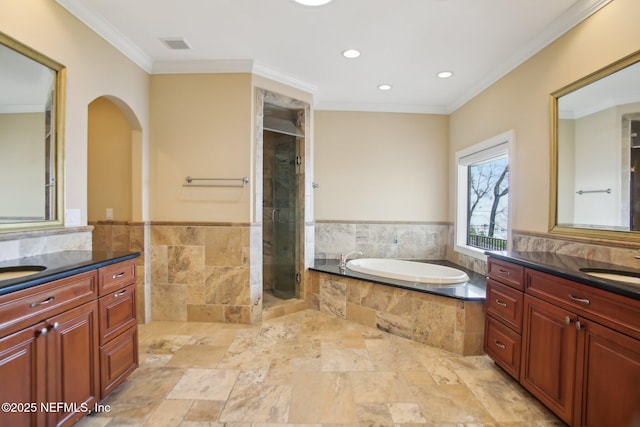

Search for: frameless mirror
xmin=0 ymin=31 xmax=65 ymax=232
xmin=550 ymin=49 xmax=640 ymax=242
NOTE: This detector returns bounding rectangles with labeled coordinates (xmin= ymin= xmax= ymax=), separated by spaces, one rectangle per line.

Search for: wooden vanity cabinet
xmin=97 ymin=259 xmax=138 ymax=399
xmin=0 ymin=322 xmax=47 ymax=426
xmin=0 ymin=271 xmax=99 ymax=427
xmin=521 ymin=293 xmax=577 ymax=424
xmin=485 ymin=257 xmax=640 ymax=427
xmin=46 ymin=300 xmax=100 ymax=427
xmin=484 ymin=258 xmax=525 ymax=378
xmin=0 ymin=257 xmax=138 ymax=427
xmin=575 ymin=317 xmax=640 ymax=427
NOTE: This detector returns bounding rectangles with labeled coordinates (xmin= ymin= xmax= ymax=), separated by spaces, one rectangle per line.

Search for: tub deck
xmin=309 ymin=259 xmax=486 ymax=355
xmin=310 ymin=259 xmax=486 ymax=300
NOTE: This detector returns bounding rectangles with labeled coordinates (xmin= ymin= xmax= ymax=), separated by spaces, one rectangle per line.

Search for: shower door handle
xmin=271 ymin=208 xmax=281 ymax=223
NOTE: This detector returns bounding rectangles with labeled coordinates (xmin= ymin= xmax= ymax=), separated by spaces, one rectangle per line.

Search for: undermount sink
xmin=0 ymin=266 xmax=46 ymax=281
xmin=580 ymin=268 xmax=640 ymax=286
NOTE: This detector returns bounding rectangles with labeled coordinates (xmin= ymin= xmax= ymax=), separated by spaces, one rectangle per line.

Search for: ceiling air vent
xmin=160 ymin=38 xmax=191 ymax=50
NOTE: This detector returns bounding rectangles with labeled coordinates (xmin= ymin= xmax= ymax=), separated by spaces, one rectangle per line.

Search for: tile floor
xmin=77 ymin=310 xmax=564 ymax=427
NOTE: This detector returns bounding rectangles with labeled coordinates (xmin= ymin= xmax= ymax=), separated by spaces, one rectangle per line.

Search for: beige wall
xmin=449 ymin=0 xmax=640 ymax=234
xmin=149 ymin=73 xmax=252 ymax=222
xmin=0 ymin=113 xmax=45 ymax=218
xmin=88 ymin=97 xmax=133 ymax=221
xmin=0 ymin=0 xmax=149 ymax=229
xmin=314 ymin=111 xmax=449 ymax=222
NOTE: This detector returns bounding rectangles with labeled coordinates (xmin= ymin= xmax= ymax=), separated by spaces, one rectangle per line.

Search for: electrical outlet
xmin=106 ymin=208 xmax=113 ymax=220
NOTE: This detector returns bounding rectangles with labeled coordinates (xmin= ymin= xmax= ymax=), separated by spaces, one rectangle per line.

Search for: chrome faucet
xmin=339 ymin=251 xmax=363 ymax=270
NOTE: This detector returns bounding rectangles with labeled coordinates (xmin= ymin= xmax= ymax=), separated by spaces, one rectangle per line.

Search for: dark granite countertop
xmin=311 ymin=259 xmax=486 ymax=301
xmin=0 ymin=251 xmax=140 ymax=296
xmin=486 ymin=251 xmax=640 ymax=300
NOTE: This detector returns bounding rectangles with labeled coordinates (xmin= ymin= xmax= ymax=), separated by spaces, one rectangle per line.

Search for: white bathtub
xmin=346 ymin=258 xmax=469 ymax=285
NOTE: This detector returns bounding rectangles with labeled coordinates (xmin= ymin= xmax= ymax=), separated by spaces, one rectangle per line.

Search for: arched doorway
xmin=87 ymin=96 xmax=147 ymax=320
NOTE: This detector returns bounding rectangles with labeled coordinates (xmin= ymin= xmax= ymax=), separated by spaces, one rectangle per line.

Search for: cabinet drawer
xmin=99 ymin=260 xmax=136 ymax=296
xmin=99 ymin=284 xmax=137 ymax=345
xmin=100 ymin=325 xmax=138 ymax=398
xmin=484 ymin=315 xmax=521 ymax=379
xmin=486 ymin=279 xmax=524 ymax=333
xmin=525 ymin=269 xmax=640 ymax=339
xmin=488 ymin=258 xmax=524 ymax=290
xmin=0 ymin=271 xmax=97 ymax=337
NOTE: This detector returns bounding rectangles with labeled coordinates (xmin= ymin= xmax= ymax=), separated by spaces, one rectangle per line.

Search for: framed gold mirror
xmin=550 ymin=49 xmax=640 ymax=242
xmin=0 ymin=31 xmax=65 ymax=232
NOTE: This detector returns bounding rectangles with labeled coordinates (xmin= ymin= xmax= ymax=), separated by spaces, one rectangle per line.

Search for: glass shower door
xmin=271 ymin=138 xmax=300 ymax=299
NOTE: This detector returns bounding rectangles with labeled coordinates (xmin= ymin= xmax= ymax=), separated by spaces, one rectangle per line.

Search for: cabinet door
xmin=46 ymin=301 xmax=99 ymax=427
xmin=521 ymin=295 xmax=578 ymax=425
xmin=484 ymin=315 xmax=521 ymax=378
xmin=0 ymin=324 xmax=47 ymax=427
xmin=575 ymin=318 xmax=640 ymax=427
xmin=100 ymin=325 xmax=138 ymax=398
xmin=99 ymin=284 xmax=137 ymax=345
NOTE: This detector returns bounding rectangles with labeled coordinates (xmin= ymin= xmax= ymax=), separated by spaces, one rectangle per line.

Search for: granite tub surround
xmin=309 ymin=262 xmax=486 ymax=355
xmin=315 ymin=220 xmax=449 ymax=261
xmin=149 ymin=223 xmax=257 ymax=324
xmin=81 ymin=310 xmax=562 ymax=426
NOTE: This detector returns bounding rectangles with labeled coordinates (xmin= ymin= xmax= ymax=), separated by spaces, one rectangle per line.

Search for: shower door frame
xmin=253 ymin=88 xmax=310 ymax=319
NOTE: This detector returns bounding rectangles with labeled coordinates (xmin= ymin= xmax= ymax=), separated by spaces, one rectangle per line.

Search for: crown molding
xmin=151 ymin=59 xmax=254 ymax=74
xmin=314 ymin=102 xmax=448 ymax=115
xmin=446 ymin=0 xmax=613 ymax=114
xmin=56 ymin=0 xmax=153 ymax=72
xmin=251 ymin=63 xmax=319 ymax=97
xmin=57 ymin=0 xmax=612 ymax=114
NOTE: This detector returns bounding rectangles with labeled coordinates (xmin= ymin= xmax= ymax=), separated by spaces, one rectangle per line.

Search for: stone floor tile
xmin=80 ymin=309 xmax=562 ymax=427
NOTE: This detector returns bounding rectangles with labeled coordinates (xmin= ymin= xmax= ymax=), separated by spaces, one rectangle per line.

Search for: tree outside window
xmin=455 ymin=130 xmax=512 ymax=258
xmin=467 ymin=156 xmax=508 ymax=250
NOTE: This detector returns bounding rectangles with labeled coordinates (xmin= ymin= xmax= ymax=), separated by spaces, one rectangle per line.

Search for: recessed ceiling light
xmin=437 ymin=71 xmax=454 ymax=79
xmin=293 ymin=0 xmax=333 ymax=6
xmin=342 ymin=49 xmax=361 ymax=59
xmin=378 ymin=84 xmax=392 ymax=91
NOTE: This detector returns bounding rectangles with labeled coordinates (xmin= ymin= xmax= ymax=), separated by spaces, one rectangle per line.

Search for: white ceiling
xmin=56 ymin=0 xmax=611 ymax=114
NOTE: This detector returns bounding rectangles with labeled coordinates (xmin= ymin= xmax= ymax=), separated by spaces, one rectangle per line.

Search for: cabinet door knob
xmin=565 ymin=316 xmax=571 ymax=325
xmin=495 ymin=299 xmax=508 ymax=307
xmin=52 ymin=322 xmax=60 ymax=331
xmin=40 ymin=327 xmax=48 ymax=336
xmin=576 ymin=321 xmax=582 ymax=331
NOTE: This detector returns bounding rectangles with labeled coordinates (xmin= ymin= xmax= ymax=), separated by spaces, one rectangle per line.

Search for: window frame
xmin=454 ymin=130 xmax=514 ymax=260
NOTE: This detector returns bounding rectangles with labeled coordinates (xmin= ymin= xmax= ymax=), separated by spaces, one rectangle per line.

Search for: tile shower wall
xmin=148 ymin=224 xmax=256 ymax=324
xmin=315 ymin=221 xmax=449 ymax=261
xmin=91 ymin=221 xmax=147 ymax=322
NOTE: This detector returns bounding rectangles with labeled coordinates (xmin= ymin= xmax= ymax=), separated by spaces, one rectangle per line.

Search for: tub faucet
xmin=339 ymin=251 xmax=363 ymax=270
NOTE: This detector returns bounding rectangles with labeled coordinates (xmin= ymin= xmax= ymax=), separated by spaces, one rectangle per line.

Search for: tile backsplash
xmin=315 ymin=221 xmax=448 ymax=261
xmin=0 ymin=227 xmax=92 ymax=261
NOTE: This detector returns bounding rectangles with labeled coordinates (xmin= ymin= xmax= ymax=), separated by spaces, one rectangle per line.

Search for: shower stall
xmin=262 ymin=103 xmax=303 ymax=300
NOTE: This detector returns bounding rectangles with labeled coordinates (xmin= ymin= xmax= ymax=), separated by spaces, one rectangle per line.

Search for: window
xmin=455 ymin=131 xmax=513 ymax=259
